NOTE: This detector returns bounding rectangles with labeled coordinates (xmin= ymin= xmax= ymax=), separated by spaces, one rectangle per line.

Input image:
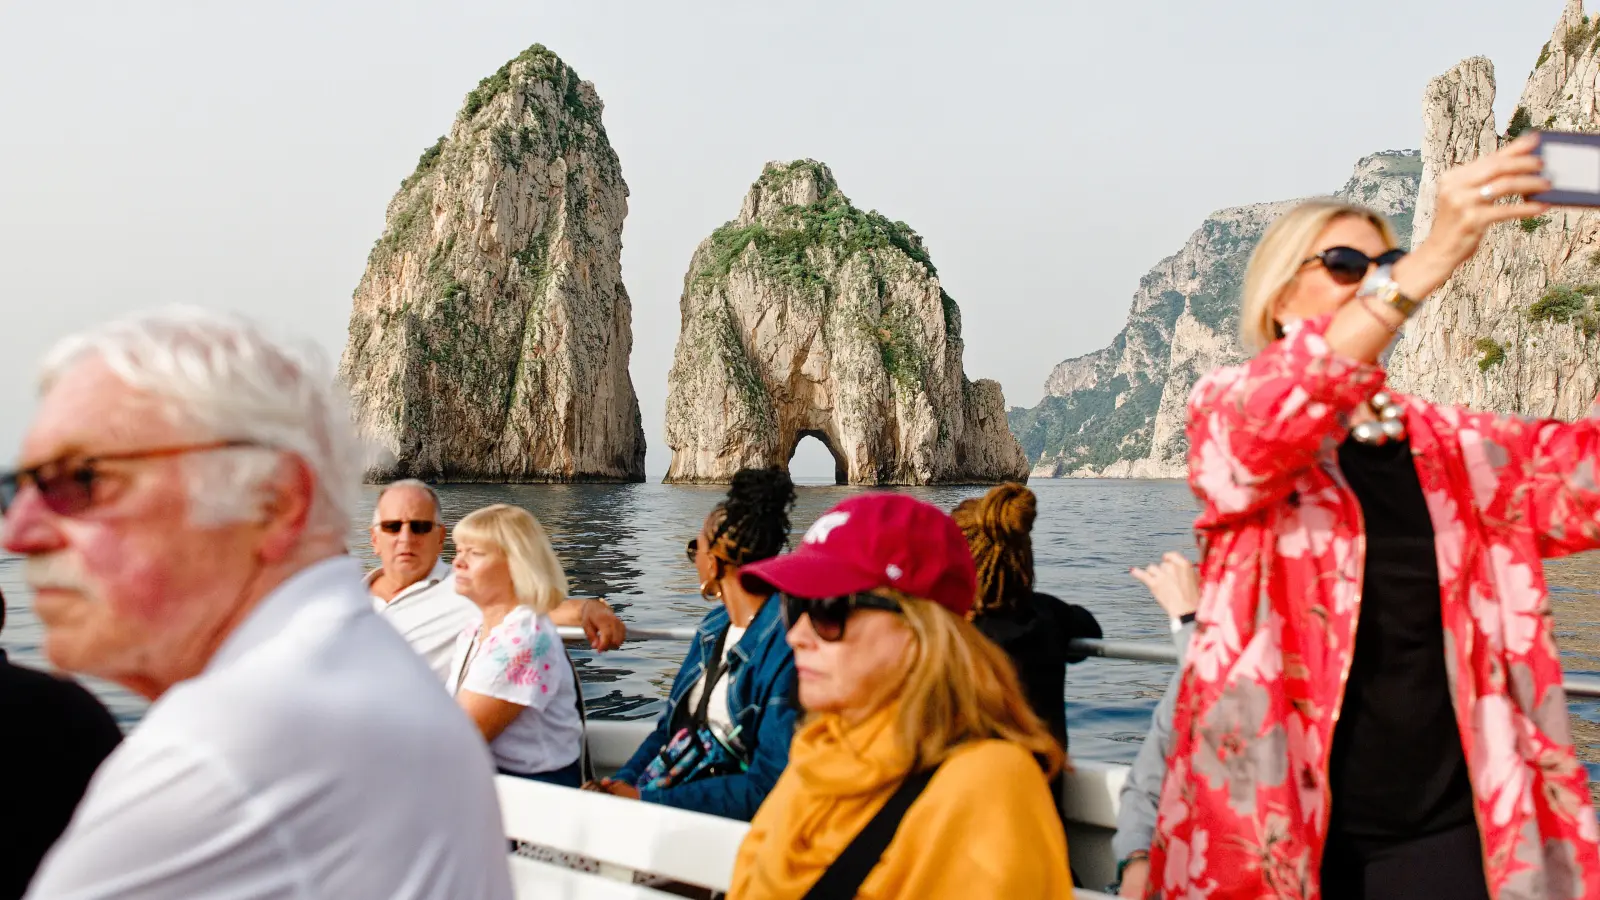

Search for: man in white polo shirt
xmin=5 ymin=309 xmax=511 ymax=898
xmin=368 ymin=479 xmax=625 ymax=680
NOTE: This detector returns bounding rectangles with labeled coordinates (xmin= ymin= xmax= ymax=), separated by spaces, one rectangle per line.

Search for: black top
xmin=972 ymin=591 xmax=1102 ymax=750
xmin=0 ymin=650 xmax=123 ymax=898
xmin=1328 ymin=438 xmax=1476 ymax=840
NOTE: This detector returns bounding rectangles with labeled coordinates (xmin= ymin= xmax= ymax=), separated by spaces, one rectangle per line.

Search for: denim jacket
xmin=613 ymin=596 xmax=797 ymax=821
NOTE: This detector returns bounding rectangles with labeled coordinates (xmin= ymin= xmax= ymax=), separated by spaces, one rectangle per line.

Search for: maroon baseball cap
xmin=740 ymin=492 xmax=977 ymax=617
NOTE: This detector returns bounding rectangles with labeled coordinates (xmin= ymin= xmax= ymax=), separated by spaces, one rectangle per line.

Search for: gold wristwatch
xmin=1357 ymin=264 xmax=1421 ymax=318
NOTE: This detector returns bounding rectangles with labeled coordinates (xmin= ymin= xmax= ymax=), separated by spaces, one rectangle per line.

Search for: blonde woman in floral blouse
xmin=1154 ymin=133 xmax=1600 ymax=900
xmin=447 ymin=504 xmax=584 ymax=786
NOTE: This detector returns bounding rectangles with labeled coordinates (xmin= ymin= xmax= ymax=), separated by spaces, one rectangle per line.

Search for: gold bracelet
xmin=1357 ymin=295 xmax=1402 ymax=334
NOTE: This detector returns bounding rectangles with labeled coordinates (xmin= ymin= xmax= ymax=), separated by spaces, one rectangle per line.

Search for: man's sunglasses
xmin=377 ymin=519 xmax=438 ymax=535
xmin=782 ymin=592 xmax=903 ymax=643
xmin=1301 ymin=246 xmax=1407 ymax=285
xmin=0 ymin=440 xmax=260 ymax=517
xmin=685 ymin=537 xmax=699 ymax=564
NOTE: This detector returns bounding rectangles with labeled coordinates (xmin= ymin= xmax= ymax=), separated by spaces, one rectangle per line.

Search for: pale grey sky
xmin=0 ymin=1 xmax=1557 ymax=477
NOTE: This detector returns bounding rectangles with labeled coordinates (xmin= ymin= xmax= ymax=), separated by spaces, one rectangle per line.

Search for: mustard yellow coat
xmin=729 ymin=705 xmax=1071 ymax=899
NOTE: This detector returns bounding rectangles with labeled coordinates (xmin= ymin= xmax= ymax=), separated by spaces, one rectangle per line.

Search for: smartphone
xmin=1533 ymin=130 xmax=1600 ymax=206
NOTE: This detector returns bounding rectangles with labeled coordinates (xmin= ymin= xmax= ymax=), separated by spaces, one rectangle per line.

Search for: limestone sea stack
xmin=340 ymin=45 xmax=645 ymax=483
xmin=1387 ymin=0 xmax=1600 ymax=417
xmin=663 ymin=161 xmax=1028 ymax=485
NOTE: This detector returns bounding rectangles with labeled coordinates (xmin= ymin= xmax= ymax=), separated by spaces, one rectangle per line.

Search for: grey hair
xmin=371 ymin=479 xmax=442 ymax=526
xmin=40 ymin=307 xmax=360 ymax=535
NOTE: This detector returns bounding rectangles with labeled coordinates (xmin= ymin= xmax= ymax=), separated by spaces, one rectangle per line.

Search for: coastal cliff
xmin=1012 ymin=151 xmax=1421 ymax=478
xmin=1387 ymin=0 xmax=1600 ymax=418
xmin=339 ymin=45 xmax=645 ymax=482
xmin=663 ymin=160 xmax=1028 ymax=485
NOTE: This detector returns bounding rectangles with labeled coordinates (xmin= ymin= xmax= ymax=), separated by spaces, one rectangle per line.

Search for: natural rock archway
xmin=788 ymin=430 xmax=848 ymax=485
xmin=663 ymin=160 xmax=1028 ymax=485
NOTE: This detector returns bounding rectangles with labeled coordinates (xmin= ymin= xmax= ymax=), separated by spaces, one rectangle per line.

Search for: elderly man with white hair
xmin=1 ymin=309 xmax=513 ymax=899
xmin=367 ymin=478 xmax=625 ymax=681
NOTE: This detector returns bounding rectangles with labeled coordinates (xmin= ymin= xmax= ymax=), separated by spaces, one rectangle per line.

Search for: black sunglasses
xmin=685 ymin=537 xmax=699 ymax=564
xmin=782 ymin=592 xmax=903 ymax=642
xmin=0 ymin=440 xmax=260 ymax=517
xmin=1300 ymin=246 xmax=1407 ymax=285
xmin=378 ymin=519 xmax=437 ymax=535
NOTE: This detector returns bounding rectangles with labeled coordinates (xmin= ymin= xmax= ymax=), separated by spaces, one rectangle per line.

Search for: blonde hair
xmin=452 ymin=504 xmax=568 ymax=613
xmin=1239 ymin=200 xmax=1399 ymax=353
xmin=868 ymin=594 xmax=1064 ymax=779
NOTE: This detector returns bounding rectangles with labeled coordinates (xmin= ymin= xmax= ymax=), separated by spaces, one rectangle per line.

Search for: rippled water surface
xmin=6 ymin=478 xmax=1600 ymax=771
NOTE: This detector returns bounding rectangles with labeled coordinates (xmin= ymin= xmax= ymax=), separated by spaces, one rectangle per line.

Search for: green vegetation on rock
xmin=1565 ymin=17 xmax=1598 ymax=57
xmin=1474 ymin=337 xmax=1505 ymax=372
xmin=874 ymin=301 xmax=930 ymax=394
xmin=1523 ymin=281 xmax=1600 ymax=334
xmin=1507 ymin=106 xmax=1534 ymax=139
xmin=368 ymin=185 xmax=434 ymax=264
xmin=697 ymin=163 xmax=940 ymax=304
xmin=491 ymin=122 xmax=540 ymax=169
xmin=402 ymin=136 xmax=447 ymax=189
xmin=458 ymin=43 xmax=605 ymax=157
xmin=1529 ymin=283 xmax=1600 ymax=334
xmin=1538 ymin=41 xmax=1553 ymax=68
xmin=1519 ymin=215 xmax=1550 ymax=234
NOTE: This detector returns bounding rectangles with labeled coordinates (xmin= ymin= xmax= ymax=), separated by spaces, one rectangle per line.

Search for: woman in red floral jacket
xmin=1153 ymin=132 xmax=1600 ymax=900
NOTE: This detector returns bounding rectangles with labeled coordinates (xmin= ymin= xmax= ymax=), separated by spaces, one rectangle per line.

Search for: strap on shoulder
xmin=800 ymin=762 xmax=942 ymax=900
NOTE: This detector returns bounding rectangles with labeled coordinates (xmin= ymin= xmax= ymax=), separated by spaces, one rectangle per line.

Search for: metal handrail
xmin=557 ymin=628 xmax=1600 ymax=699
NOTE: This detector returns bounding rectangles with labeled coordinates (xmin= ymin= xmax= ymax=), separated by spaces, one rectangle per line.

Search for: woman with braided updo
xmin=953 ymin=483 xmax=1101 ymax=758
xmin=587 ymin=468 xmax=799 ymax=821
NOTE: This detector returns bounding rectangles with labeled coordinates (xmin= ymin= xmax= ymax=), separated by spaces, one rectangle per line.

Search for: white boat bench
xmin=496 ymin=769 xmax=1118 ymax=899
xmin=497 ymin=774 xmax=747 ymax=897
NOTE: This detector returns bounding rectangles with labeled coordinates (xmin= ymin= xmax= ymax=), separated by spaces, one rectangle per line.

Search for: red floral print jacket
xmin=1150 ymin=316 xmax=1600 ymax=900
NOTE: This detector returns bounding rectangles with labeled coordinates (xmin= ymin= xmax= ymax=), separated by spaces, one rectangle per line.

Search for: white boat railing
xmin=557 ymin=627 xmax=1600 ymax=699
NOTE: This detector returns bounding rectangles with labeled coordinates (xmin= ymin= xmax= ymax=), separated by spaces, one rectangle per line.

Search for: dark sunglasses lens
xmin=1320 ymin=247 xmax=1369 ymax=284
xmin=685 ymin=538 xmax=698 ymax=563
xmin=40 ymin=464 xmax=96 ymax=516
xmin=1377 ymin=248 xmax=1407 ymax=266
xmin=782 ymin=596 xmax=847 ymax=641
xmin=812 ymin=597 xmax=850 ymax=641
xmin=0 ymin=473 xmax=17 ymax=515
xmin=379 ymin=520 xmax=436 ymax=534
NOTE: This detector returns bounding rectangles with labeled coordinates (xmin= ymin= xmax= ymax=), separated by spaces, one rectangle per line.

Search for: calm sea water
xmin=5 ymin=478 xmax=1600 ymax=770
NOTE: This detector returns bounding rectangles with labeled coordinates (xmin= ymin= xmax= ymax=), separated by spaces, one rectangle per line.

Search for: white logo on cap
xmin=886 ymin=564 xmax=903 ymax=581
xmin=804 ymin=511 xmax=851 ymax=544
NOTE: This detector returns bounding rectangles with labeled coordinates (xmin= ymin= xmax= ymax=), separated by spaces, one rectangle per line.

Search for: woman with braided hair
xmin=953 ymin=483 xmax=1101 ymax=757
xmin=586 ymin=468 xmax=800 ymax=821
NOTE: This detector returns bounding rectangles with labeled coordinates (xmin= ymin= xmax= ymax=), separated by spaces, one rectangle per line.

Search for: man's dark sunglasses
xmin=1301 ymin=246 xmax=1407 ymax=285
xmin=378 ymin=519 xmax=438 ymax=535
xmin=0 ymin=440 xmax=260 ymax=517
xmin=782 ymin=592 xmax=903 ymax=642
xmin=685 ymin=537 xmax=699 ymax=564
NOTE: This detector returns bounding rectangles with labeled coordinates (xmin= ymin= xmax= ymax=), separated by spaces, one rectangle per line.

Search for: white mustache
xmin=24 ymin=554 xmax=90 ymax=593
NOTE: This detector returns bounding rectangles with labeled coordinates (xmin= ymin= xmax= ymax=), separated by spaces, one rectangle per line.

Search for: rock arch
xmin=662 ymin=160 xmax=1027 ymax=485
xmin=787 ymin=429 xmax=847 ymax=485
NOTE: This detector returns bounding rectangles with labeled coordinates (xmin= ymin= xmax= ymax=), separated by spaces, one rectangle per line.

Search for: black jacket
xmin=972 ymin=591 xmax=1101 ymax=750
xmin=0 ymin=650 xmax=122 ymax=899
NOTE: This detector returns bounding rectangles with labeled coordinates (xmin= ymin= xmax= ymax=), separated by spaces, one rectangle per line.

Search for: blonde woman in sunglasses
xmin=1157 ymin=133 xmax=1600 ymax=900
